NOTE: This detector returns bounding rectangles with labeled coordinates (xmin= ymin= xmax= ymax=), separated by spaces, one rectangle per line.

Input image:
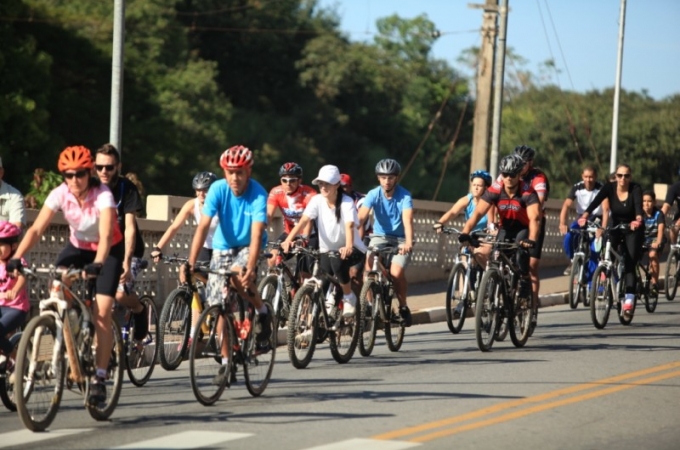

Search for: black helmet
xmin=279 ymin=162 xmax=303 ymax=178
xmin=192 ymin=171 xmax=218 ymax=190
xmin=375 ymin=158 xmax=401 ymax=176
xmin=513 ymin=145 xmax=536 ymax=162
xmin=499 ymin=154 xmax=525 ymax=177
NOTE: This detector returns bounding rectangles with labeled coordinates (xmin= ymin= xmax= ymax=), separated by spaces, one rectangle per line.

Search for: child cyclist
xmin=642 ymin=190 xmax=666 ymax=296
xmin=0 ymin=222 xmax=28 ymax=372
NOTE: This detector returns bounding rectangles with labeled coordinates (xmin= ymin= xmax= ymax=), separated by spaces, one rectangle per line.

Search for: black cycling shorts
xmin=55 ymin=241 xmax=125 ymax=298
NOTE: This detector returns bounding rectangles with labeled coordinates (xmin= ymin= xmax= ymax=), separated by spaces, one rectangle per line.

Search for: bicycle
xmin=357 ymin=245 xmax=403 ymax=356
xmin=589 ymin=223 xmax=637 ymax=329
xmin=636 ymin=245 xmax=659 ymax=314
xmin=258 ymin=240 xmax=304 ymax=329
xmin=287 ymin=247 xmax=360 ymax=368
xmin=473 ymin=237 xmax=533 ymax=352
xmin=14 ymin=267 xmax=123 ymax=431
xmin=112 ymin=260 xmax=159 ymax=387
xmin=189 ymin=264 xmax=276 ymax=405
xmin=0 ymin=329 xmax=21 ymax=411
xmin=665 ymin=226 xmax=680 ymax=301
xmin=567 ymin=220 xmax=600 ymax=309
xmin=157 ymin=256 xmax=208 ymax=371
xmin=439 ymin=227 xmax=488 ymax=335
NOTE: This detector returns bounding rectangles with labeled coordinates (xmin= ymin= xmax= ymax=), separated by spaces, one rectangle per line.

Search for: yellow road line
xmin=373 ymin=360 xmax=680 ymax=441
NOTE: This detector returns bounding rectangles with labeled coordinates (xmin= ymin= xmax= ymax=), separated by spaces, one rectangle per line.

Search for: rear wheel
xmin=259 ymin=274 xmax=288 ymax=328
xmin=643 ymin=277 xmax=658 ymax=313
xmin=358 ymin=280 xmax=380 ymax=357
xmin=287 ymin=284 xmax=318 ymax=369
xmin=329 ymin=302 xmax=360 ymax=364
xmin=158 ymin=288 xmax=191 ymax=371
xmin=509 ymin=290 xmax=532 ymax=348
xmin=189 ymin=305 xmax=230 ymax=406
xmin=0 ymin=333 xmax=21 ymax=411
xmin=244 ymin=303 xmax=276 ymax=397
xmin=125 ymin=296 xmax=159 ymax=387
xmin=665 ymin=250 xmax=679 ymax=300
xmin=87 ymin=321 xmax=124 ymax=421
xmin=475 ymin=270 xmax=502 ymax=352
xmin=568 ymin=256 xmax=585 ymax=309
xmin=384 ymin=290 xmax=405 ymax=352
xmin=15 ymin=314 xmax=65 ymax=431
xmin=445 ymin=263 xmax=468 ymax=334
xmin=590 ymin=266 xmax=612 ymax=329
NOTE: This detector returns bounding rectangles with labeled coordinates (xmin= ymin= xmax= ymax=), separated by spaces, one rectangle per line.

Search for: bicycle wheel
xmin=643 ymin=277 xmax=658 ymax=313
xmin=568 ymin=256 xmax=585 ymax=309
xmin=287 ymin=284 xmax=318 ymax=369
xmin=87 ymin=320 xmax=123 ymax=421
xmin=158 ymin=288 xmax=191 ymax=371
xmin=495 ymin=315 xmax=509 ymax=342
xmin=445 ymin=263 xmax=468 ymax=334
xmin=358 ymin=280 xmax=380 ymax=357
xmin=475 ymin=270 xmax=502 ymax=352
xmin=244 ymin=303 xmax=276 ymax=397
xmin=15 ymin=314 xmax=66 ymax=431
xmin=259 ymin=274 xmax=289 ymax=328
xmin=189 ymin=305 xmax=231 ymax=405
xmin=665 ymin=249 xmax=679 ymax=301
xmin=509 ymin=290 xmax=532 ymax=348
xmin=0 ymin=333 xmax=22 ymax=412
xmin=589 ymin=266 xmax=612 ymax=329
xmin=125 ymin=296 xmax=160 ymax=387
xmin=329 ymin=300 xmax=360 ymax=364
xmin=384 ymin=290 xmax=405 ymax=352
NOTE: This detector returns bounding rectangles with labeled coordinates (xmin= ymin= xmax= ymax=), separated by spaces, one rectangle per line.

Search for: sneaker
xmin=452 ymin=301 xmax=465 ymax=319
xmin=563 ymin=265 xmax=572 ymax=276
xmin=133 ymin=304 xmax=149 ymax=341
xmin=399 ymin=306 xmax=412 ymax=327
xmin=88 ymin=377 xmax=107 ymax=406
xmin=651 ymin=285 xmax=659 ymax=297
xmin=623 ymin=299 xmax=634 ymax=313
xmin=528 ymin=312 xmax=538 ymax=337
xmin=179 ymin=337 xmax=193 ymax=352
xmin=212 ymin=364 xmax=229 ymax=386
xmin=294 ymin=329 xmax=313 ymax=349
xmin=342 ymin=300 xmax=356 ymax=318
xmin=256 ymin=311 xmax=272 ymax=343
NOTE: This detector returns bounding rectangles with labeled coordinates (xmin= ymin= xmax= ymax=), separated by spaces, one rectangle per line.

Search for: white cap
xmin=312 ymin=165 xmax=341 ymax=185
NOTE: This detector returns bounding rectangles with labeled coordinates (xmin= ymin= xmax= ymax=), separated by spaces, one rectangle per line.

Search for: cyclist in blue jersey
xmin=187 ymin=145 xmax=271 ymax=383
xmin=358 ymin=159 xmax=414 ymax=326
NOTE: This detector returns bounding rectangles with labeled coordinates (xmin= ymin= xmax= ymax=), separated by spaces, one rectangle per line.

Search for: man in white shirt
xmin=0 ymin=156 xmax=26 ymax=229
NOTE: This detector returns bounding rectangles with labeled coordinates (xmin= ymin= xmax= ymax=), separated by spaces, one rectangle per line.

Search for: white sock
xmin=625 ymin=293 xmax=634 ymax=303
xmin=190 ymin=327 xmax=196 ymax=338
xmin=221 ymin=357 xmax=229 ymax=366
xmin=258 ymin=305 xmax=268 ymax=314
xmin=95 ymin=368 xmax=107 ymax=379
xmin=343 ymin=292 xmax=357 ymax=306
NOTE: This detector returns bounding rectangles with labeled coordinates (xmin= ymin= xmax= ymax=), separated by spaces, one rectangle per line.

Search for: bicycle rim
xmin=0 ymin=333 xmax=21 ymax=411
xmin=590 ymin=267 xmax=611 ymax=329
xmin=125 ymin=296 xmax=159 ymax=387
xmin=287 ymin=284 xmax=318 ymax=369
xmin=475 ymin=270 xmax=501 ymax=352
xmin=259 ymin=274 xmax=288 ymax=327
xmin=329 ymin=302 xmax=359 ymax=364
xmin=88 ymin=321 xmax=124 ymax=421
xmin=509 ymin=292 xmax=532 ymax=348
xmin=358 ymin=280 xmax=379 ymax=357
xmin=244 ymin=303 xmax=276 ymax=397
xmin=665 ymin=251 xmax=679 ymax=300
xmin=568 ymin=257 xmax=584 ymax=309
xmin=189 ymin=305 xmax=229 ymax=405
xmin=15 ymin=315 xmax=65 ymax=431
xmin=384 ymin=293 xmax=404 ymax=352
xmin=158 ymin=288 xmax=191 ymax=371
xmin=445 ymin=264 xmax=468 ymax=334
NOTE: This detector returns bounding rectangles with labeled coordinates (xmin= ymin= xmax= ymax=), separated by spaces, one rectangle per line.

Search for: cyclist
xmin=187 ymin=145 xmax=271 ymax=384
xmin=0 ymin=157 xmax=25 ymax=229
xmin=95 ymin=144 xmax=148 ymax=341
xmin=280 ymin=165 xmax=367 ymax=317
xmin=459 ymin=154 xmax=540 ymax=302
xmin=0 ymin=222 xmax=27 ymax=373
xmin=340 ymin=173 xmax=368 ymax=293
xmin=8 ymin=146 xmax=124 ymax=405
xmin=642 ymin=190 xmax=666 ymax=296
xmin=661 ymin=170 xmax=680 ymax=248
xmin=151 ymin=171 xmax=219 ymax=348
xmin=558 ymin=165 xmax=608 ymax=279
xmin=358 ymin=159 xmax=414 ymax=327
xmin=578 ymin=164 xmax=644 ymax=315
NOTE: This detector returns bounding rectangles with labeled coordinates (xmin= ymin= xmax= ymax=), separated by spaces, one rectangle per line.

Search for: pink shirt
xmin=0 ymin=258 xmax=29 ymax=312
xmin=44 ymin=183 xmax=123 ymax=251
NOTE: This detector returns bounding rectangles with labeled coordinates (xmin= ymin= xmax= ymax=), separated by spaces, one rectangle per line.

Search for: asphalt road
xmin=2 ymin=300 xmax=679 ymax=450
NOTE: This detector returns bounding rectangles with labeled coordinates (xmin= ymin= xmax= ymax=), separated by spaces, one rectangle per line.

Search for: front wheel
xmin=589 ymin=266 xmax=612 ymax=329
xmin=383 ymin=289 xmax=405 ymax=352
xmin=0 ymin=333 xmax=21 ymax=411
xmin=87 ymin=321 xmax=124 ymax=421
xmin=665 ymin=250 xmax=679 ymax=301
xmin=329 ymin=301 xmax=360 ymax=364
xmin=125 ymin=296 xmax=159 ymax=387
xmin=509 ymin=290 xmax=533 ymax=348
xmin=244 ymin=303 xmax=276 ymax=397
xmin=287 ymin=284 xmax=318 ymax=369
xmin=189 ymin=305 xmax=231 ymax=406
xmin=643 ymin=278 xmax=658 ymax=313
xmin=445 ymin=263 xmax=468 ymax=334
xmin=158 ymin=288 xmax=192 ymax=371
xmin=568 ymin=256 xmax=585 ymax=309
xmin=475 ymin=270 xmax=502 ymax=352
xmin=358 ymin=280 xmax=380 ymax=357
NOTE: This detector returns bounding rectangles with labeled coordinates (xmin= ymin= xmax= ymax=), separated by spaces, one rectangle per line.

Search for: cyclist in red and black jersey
xmin=460 ymin=154 xmax=541 ymax=303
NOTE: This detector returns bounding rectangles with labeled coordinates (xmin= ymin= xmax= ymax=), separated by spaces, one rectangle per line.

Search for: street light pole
xmin=610 ymin=0 xmax=627 ymax=174
xmin=109 ymin=0 xmax=125 ymax=158
xmin=489 ymin=0 xmax=508 ymax=179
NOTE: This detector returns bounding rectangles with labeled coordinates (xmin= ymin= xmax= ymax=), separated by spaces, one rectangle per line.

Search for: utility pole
xmin=468 ymin=0 xmax=499 ymax=174
xmin=610 ymin=0 xmax=627 ymax=173
xmin=109 ymin=0 xmax=125 ymax=158
xmin=489 ymin=0 xmax=508 ymax=179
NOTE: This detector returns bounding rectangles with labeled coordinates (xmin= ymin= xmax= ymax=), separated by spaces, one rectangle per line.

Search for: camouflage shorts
xmin=206 ymin=247 xmax=250 ymax=306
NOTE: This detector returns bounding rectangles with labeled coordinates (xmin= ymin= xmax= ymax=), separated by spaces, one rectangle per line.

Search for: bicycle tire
xmin=643 ymin=275 xmax=658 ymax=313
xmin=665 ymin=249 xmax=679 ymax=301
xmin=244 ymin=302 xmax=276 ymax=397
xmin=509 ymin=290 xmax=532 ymax=348
xmin=495 ymin=315 xmax=509 ymax=342
xmin=189 ymin=305 xmax=231 ymax=406
xmin=15 ymin=314 xmax=66 ymax=431
xmin=384 ymin=289 xmax=405 ymax=352
xmin=568 ymin=256 xmax=584 ymax=309
xmin=0 ymin=333 xmax=22 ymax=411
xmin=287 ymin=284 xmax=318 ymax=369
xmin=158 ymin=288 xmax=192 ymax=371
xmin=358 ymin=280 xmax=380 ymax=357
xmin=445 ymin=263 xmax=468 ymax=334
xmin=329 ymin=301 xmax=360 ymax=364
xmin=475 ymin=269 xmax=502 ymax=352
xmin=259 ymin=274 xmax=289 ymax=328
xmin=125 ymin=296 xmax=160 ymax=387
xmin=87 ymin=320 xmax=123 ymax=421
xmin=589 ymin=266 xmax=612 ymax=329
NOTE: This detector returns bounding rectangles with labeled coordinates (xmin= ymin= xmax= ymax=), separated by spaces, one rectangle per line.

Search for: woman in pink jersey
xmin=8 ymin=146 xmax=123 ymax=406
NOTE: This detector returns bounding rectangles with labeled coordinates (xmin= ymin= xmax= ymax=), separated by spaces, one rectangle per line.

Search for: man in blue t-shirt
xmin=188 ymin=145 xmax=271 ymax=380
xmin=358 ymin=158 xmax=414 ymax=326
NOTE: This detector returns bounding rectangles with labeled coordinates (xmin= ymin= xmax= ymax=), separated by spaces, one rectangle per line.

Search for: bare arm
xmin=401 ymin=208 xmax=414 ymax=253
xmin=94 ymin=207 xmax=115 ymax=265
xmin=527 ymin=203 xmax=541 ymax=242
xmin=266 ymin=203 xmax=276 ymax=228
xmin=243 ymin=221 xmax=265 ymax=283
xmin=559 ymin=198 xmax=573 ymax=235
xmin=12 ymin=205 xmax=56 ymax=260
xmin=156 ymin=199 xmax=194 ymax=250
xmin=358 ymin=205 xmax=371 ymax=230
xmin=437 ymin=196 xmax=468 ymax=224
xmin=281 ymin=214 xmax=311 ymax=251
xmin=188 ymin=214 xmax=212 ymax=268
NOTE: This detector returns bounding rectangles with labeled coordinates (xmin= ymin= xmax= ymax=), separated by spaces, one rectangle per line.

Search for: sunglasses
xmin=281 ymin=178 xmax=299 ymax=184
xmin=62 ymin=169 xmax=90 ymax=180
xmin=615 ymin=173 xmax=631 ymax=179
xmin=501 ymin=172 xmax=518 ymax=178
xmin=95 ymin=164 xmax=116 ymax=172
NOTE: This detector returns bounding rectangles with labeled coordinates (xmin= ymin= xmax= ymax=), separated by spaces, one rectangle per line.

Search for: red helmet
xmin=220 ymin=145 xmax=253 ymax=170
xmin=58 ymin=146 xmax=94 ymax=172
xmin=0 ymin=221 xmax=21 ymax=243
xmin=340 ymin=174 xmax=352 ymax=186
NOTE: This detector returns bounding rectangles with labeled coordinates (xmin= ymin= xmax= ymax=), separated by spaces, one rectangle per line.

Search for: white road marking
xmin=0 ymin=428 xmax=92 ymax=448
xmin=302 ymin=438 xmax=421 ymax=450
xmin=112 ymin=430 xmax=253 ymax=449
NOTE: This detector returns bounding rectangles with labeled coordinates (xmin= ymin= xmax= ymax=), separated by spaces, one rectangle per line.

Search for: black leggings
xmin=610 ymin=229 xmax=644 ymax=295
xmin=319 ymin=249 xmax=365 ymax=285
xmin=0 ymin=306 xmax=26 ymax=354
xmin=55 ymin=241 xmax=125 ymax=297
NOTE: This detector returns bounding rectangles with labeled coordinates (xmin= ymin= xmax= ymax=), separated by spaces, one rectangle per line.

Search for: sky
xmin=316 ymin=0 xmax=680 ymax=100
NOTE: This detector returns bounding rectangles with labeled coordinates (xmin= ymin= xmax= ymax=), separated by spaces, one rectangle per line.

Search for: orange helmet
xmin=220 ymin=145 xmax=253 ymax=170
xmin=58 ymin=146 xmax=94 ymax=172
